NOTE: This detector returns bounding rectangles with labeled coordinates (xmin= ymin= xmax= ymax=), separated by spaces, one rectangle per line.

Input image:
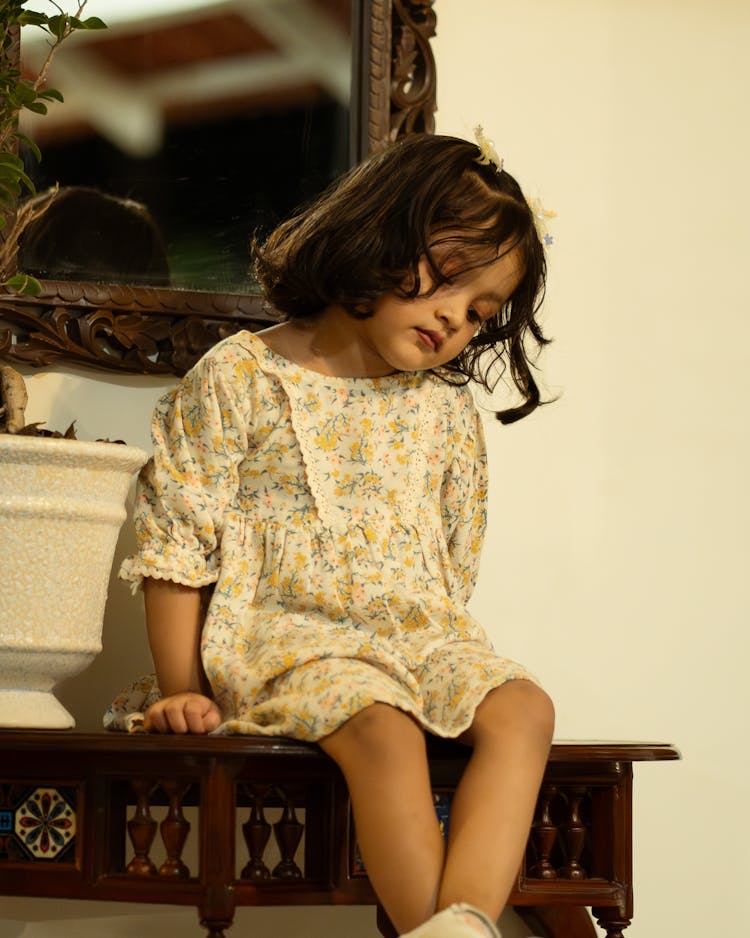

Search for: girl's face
xmin=359 ymin=244 xmax=525 ymax=375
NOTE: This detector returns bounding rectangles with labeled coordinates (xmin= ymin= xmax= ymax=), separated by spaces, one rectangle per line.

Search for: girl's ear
xmin=349 ymin=301 xmax=375 ymax=320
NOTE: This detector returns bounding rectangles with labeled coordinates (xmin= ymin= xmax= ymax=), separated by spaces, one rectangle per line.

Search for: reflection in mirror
xmin=20 ymin=0 xmax=352 ymax=292
xmin=0 ymin=0 xmax=437 ymax=374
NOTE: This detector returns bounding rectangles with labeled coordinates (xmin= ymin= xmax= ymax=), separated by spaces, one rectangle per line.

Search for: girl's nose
xmin=437 ymin=304 xmax=459 ymax=331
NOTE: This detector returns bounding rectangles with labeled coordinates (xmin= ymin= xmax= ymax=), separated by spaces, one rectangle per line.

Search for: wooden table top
xmin=0 ymin=729 xmax=681 ymax=763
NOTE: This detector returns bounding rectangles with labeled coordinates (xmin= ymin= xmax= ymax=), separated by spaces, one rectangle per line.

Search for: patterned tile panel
xmin=0 ymin=783 xmax=77 ymax=863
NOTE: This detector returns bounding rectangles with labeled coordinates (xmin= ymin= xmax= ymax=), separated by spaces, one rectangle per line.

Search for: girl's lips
xmin=415 ymin=328 xmax=443 ymax=351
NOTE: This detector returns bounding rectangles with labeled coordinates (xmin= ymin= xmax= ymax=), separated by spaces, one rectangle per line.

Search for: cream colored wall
xmin=437 ymin=1 xmax=749 ymax=936
xmin=2 ymin=1 xmax=748 ymax=936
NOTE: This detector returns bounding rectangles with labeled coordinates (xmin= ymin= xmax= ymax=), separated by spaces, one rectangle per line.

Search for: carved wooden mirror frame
xmin=0 ymin=0 xmax=436 ymax=375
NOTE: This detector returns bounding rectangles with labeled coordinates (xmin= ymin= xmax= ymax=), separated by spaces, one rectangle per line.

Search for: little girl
xmin=110 ymin=131 xmax=555 ymax=938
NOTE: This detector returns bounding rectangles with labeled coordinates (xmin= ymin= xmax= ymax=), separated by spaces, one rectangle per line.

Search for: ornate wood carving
xmin=390 ymin=0 xmax=437 ymax=139
xmin=0 ymin=282 xmax=274 ymax=375
xmin=365 ymin=0 xmax=393 ymax=151
xmin=0 ymin=734 xmax=679 ymax=938
xmin=0 ymin=1 xmax=438 ymax=377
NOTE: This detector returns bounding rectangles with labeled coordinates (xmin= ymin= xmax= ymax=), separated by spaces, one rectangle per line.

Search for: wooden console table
xmin=0 ymin=732 xmax=678 ymax=938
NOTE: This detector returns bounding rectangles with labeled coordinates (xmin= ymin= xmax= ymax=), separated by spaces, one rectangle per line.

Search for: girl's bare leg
xmin=437 ymin=680 xmax=555 ymax=921
xmin=318 ymin=703 xmax=444 ymax=933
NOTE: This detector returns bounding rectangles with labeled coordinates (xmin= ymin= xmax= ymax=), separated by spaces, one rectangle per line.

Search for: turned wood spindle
xmin=158 ymin=779 xmax=192 ymax=877
xmin=240 ymin=784 xmax=271 ymax=880
xmin=200 ymin=911 xmax=233 ymax=938
xmin=202 ymin=926 xmax=228 ymax=938
xmin=126 ymin=778 xmax=158 ymax=875
xmin=528 ymin=784 xmax=558 ymax=879
xmin=560 ymin=786 xmax=588 ymax=879
xmin=593 ymin=909 xmax=632 ymax=938
xmin=272 ymin=787 xmax=304 ymax=879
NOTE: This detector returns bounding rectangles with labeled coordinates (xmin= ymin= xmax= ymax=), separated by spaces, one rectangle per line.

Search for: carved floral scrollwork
xmin=390 ymin=0 xmax=437 ymax=139
xmin=0 ymin=285 xmax=274 ymax=375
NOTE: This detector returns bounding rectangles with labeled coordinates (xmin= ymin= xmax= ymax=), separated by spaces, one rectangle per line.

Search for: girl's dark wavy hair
xmin=252 ymin=133 xmax=549 ymax=423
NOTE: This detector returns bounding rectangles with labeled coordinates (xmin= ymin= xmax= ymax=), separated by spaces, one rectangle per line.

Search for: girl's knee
xmin=319 ymin=702 xmax=425 ymax=762
xmin=525 ymin=683 xmax=555 ymax=743
xmin=476 ymin=680 xmax=555 ymax=746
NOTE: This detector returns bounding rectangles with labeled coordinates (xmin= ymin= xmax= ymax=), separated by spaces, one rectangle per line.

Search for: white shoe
xmin=398 ymin=903 xmax=502 ymax=938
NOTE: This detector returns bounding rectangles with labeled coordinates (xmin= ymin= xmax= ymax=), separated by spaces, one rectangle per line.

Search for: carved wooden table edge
xmin=0 ymin=733 xmax=680 ymax=938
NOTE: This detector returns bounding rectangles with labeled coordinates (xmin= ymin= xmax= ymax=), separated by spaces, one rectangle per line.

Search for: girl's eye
xmin=467 ymin=307 xmax=482 ymax=324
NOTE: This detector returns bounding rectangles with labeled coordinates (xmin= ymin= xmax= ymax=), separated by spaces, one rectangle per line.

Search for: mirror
xmin=19 ymin=0 xmax=354 ymax=294
xmin=0 ymin=0 xmax=437 ymax=375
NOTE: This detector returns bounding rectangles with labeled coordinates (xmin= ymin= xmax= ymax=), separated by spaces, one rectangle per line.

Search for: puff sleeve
xmin=119 ymin=346 xmax=255 ymax=591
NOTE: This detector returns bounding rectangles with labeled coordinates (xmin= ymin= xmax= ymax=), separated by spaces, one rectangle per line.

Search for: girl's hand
xmin=144 ymin=692 xmax=222 ymax=734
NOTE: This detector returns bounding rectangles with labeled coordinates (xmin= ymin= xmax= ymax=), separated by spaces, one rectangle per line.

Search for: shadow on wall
xmin=55 ymin=517 xmax=152 ymax=730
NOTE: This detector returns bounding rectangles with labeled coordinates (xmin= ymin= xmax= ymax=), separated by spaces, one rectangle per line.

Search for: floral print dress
xmin=108 ymin=331 xmax=536 ymax=738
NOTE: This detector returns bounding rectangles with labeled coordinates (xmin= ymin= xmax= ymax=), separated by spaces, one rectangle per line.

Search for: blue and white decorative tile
xmin=14 ymin=787 xmax=76 ymax=859
xmin=433 ymin=792 xmax=452 ymax=840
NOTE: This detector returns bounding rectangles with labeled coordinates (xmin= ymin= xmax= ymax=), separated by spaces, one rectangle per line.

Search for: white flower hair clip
xmin=473 ymin=124 xmax=503 ymax=172
xmin=527 ymin=196 xmax=557 ymax=246
xmin=473 ymin=124 xmax=556 ymax=245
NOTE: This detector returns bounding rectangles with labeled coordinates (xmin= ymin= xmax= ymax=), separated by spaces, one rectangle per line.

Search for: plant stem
xmin=33 ymin=1 xmax=89 ymax=91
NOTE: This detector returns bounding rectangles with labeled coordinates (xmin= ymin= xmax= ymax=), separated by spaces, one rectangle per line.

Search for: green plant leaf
xmin=2 ymin=273 xmax=43 ymax=296
xmin=46 ymin=14 xmax=70 ymax=41
xmin=0 ymin=183 xmax=21 ymax=202
xmin=0 ymin=150 xmax=23 ymax=178
xmin=80 ymin=16 xmax=107 ymax=30
xmin=0 ymin=151 xmax=25 ymax=169
xmin=17 ymin=168 xmax=36 ymax=192
xmin=16 ymin=132 xmax=42 ymax=162
xmin=8 ymin=81 xmax=38 ymax=106
xmin=1 ymin=162 xmax=38 ymax=194
xmin=0 ymin=161 xmax=23 ymax=179
xmin=37 ymin=88 xmax=65 ymax=103
xmin=16 ymin=12 xmax=48 ymax=28
xmin=23 ymin=101 xmax=49 ymax=115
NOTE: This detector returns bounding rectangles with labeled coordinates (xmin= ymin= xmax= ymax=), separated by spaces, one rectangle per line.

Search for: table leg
xmin=592 ymin=908 xmax=632 ymax=938
xmin=200 ymin=925 xmax=231 ymax=938
xmin=516 ymin=904 xmax=598 ymax=938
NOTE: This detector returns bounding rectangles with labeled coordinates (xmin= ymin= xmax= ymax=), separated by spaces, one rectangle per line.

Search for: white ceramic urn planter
xmin=0 ymin=434 xmax=147 ymax=729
